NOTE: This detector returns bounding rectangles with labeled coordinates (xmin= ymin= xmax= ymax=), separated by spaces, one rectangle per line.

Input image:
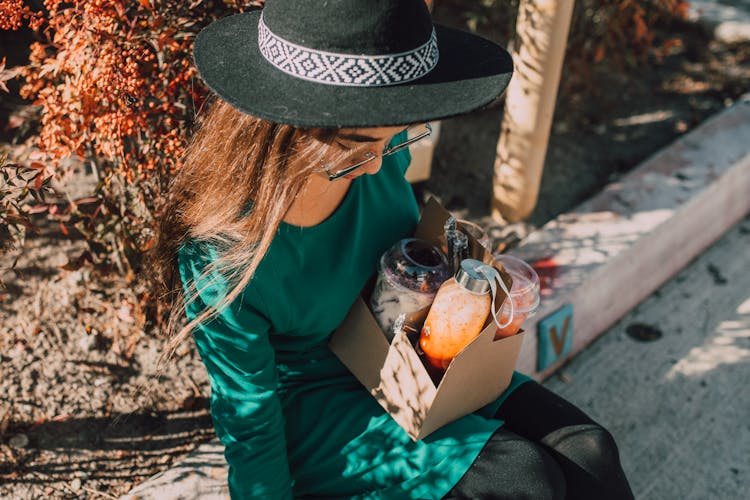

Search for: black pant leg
xmin=494 ymin=381 xmax=634 ymax=500
xmin=443 ymin=427 xmax=566 ymax=500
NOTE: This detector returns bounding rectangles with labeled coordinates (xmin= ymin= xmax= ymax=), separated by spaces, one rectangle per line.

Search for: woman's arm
xmin=179 ymin=244 xmax=293 ymax=500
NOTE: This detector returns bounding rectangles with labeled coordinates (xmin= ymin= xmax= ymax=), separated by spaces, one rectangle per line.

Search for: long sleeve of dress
xmin=179 ymin=244 xmax=294 ymax=500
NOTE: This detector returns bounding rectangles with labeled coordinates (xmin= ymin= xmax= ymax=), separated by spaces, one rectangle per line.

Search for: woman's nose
xmin=362 ymin=142 xmax=389 ymax=175
xmin=362 ymin=154 xmax=384 ymax=175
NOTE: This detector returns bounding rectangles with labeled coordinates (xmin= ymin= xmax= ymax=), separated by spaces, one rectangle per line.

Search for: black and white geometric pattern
xmin=258 ymin=15 xmax=439 ymax=87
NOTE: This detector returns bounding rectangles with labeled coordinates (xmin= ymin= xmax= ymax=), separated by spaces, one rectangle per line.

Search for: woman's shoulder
xmin=178 ymin=237 xmax=235 ymax=266
xmin=178 ymin=237 xmax=209 ymax=259
xmin=176 ymin=238 xmax=233 ymax=296
xmin=177 ymin=238 xmax=217 ymax=274
xmin=177 ymin=238 xmax=212 ymax=285
xmin=177 ymin=238 xmax=272 ymax=320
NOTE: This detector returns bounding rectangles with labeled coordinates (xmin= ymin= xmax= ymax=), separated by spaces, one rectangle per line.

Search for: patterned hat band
xmin=257 ymin=14 xmax=439 ymax=87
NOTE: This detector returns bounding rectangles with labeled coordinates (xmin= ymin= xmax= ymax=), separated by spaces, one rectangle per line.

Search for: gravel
xmin=1 ymin=208 xmax=214 ymax=498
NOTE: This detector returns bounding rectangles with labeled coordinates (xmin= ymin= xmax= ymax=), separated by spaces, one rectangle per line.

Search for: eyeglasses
xmin=324 ymin=123 xmax=433 ymax=181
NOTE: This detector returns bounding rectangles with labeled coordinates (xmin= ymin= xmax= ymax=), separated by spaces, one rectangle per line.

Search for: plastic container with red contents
xmin=493 ymin=254 xmax=541 ymax=338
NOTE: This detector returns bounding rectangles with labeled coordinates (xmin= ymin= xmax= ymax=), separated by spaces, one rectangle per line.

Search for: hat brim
xmin=193 ymin=11 xmax=513 ymax=128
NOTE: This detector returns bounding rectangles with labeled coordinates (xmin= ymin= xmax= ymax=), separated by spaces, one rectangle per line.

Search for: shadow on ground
xmin=1 ymin=407 xmax=214 ymax=493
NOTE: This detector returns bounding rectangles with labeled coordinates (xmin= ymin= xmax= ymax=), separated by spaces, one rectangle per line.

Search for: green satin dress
xmin=178 ymin=134 xmax=530 ymax=499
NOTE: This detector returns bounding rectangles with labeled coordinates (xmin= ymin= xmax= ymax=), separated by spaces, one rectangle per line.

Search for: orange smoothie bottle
xmin=419 ymin=259 xmax=492 ymax=371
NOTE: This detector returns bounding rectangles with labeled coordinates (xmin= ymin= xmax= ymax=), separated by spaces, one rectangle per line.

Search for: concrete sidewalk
xmin=543 ymin=215 xmax=750 ymax=499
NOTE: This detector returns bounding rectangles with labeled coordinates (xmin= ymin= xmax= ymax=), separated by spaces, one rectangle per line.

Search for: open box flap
xmin=413 ymin=197 xmax=452 ymax=243
xmin=372 ymin=327 xmax=438 ymax=440
xmin=329 ymin=297 xmax=390 ymax=392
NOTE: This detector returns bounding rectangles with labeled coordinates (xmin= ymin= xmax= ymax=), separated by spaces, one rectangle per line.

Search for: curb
xmin=512 ymin=93 xmax=750 ymax=379
xmin=120 ymin=94 xmax=750 ymax=499
xmin=120 ymin=439 xmax=227 ymax=499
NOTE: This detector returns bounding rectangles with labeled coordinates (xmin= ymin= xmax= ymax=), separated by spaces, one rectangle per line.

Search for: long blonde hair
xmin=151 ymin=95 xmax=344 ymax=362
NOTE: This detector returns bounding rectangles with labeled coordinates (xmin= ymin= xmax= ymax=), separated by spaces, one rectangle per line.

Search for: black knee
xmin=507 ymin=439 xmax=567 ymax=500
xmin=445 ymin=433 xmax=566 ymax=500
xmin=541 ymin=424 xmax=620 ymax=477
xmin=541 ymin=424 xmax=634 ymax=500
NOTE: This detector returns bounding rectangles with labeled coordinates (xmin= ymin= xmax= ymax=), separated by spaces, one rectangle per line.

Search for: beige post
xmin=492 ymin=0 xmax=576 ymax=222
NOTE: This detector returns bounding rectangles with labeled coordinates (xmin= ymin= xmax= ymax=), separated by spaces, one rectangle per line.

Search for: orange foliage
xmin=20 ymin=1 xmax=201 ymax=173
xmin=2 ymin=0 xmax=262 ymax=270
xmin=564 ymin=0 xmax=690 ymax=93
xmin=0 ymin=0 xmax=43 ymax=30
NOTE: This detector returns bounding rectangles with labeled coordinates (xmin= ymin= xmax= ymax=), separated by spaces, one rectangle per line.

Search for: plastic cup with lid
xmin=370 ymin=238 xmax=450 ymax=339
xmin=492 ymin=254 xmax=541 ymax=338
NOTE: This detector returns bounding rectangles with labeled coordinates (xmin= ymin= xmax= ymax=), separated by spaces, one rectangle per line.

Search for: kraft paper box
xmin=329 ymin=198 xmax=525 ymax=441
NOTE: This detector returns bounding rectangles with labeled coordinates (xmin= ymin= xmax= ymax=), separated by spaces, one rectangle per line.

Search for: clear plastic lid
xmin=493 ymin=254 xmax=541 ymax=314
xmin=380 ymin=238 xmax=451 ymax=294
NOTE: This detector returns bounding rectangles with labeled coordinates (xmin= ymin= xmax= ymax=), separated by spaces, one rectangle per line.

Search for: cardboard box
xmin=329 ymin=198 xmax=525 ymax=441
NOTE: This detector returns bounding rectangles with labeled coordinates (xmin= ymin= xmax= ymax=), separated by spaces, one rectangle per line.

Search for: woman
xmin=153 ymin=1 xmax=635 ymax=498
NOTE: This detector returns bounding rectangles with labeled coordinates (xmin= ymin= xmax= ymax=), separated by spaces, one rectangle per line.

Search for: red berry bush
xmin=1 ymin=0 xmax=263 ymax=274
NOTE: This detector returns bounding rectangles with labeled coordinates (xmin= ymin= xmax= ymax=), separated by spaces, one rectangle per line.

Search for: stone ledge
xmin=512 ymin=93 xmax=750 ymax=379
xmin=120 ymin=439 xmax=228 ymax=500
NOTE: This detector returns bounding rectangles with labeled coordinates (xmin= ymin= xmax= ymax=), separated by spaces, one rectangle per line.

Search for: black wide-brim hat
xmin=193 ymin=0 xmax=513 ymax=128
